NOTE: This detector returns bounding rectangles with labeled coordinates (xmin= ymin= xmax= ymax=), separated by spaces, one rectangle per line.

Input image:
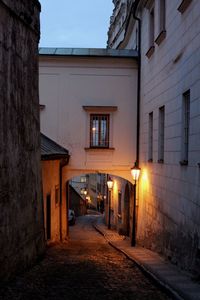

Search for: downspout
xmin=132 ymin=0 xmax=141 ymax=166
xmin=131 ymin=0 xmax=141 ymax=246
xmin=59 ymin=157 xmax=69 ymax=242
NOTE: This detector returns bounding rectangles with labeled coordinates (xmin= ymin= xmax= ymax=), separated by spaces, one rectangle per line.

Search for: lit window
xmin=90 ymin=114 xmax=109 ymax=148
xmin=158 ymin=106 xmax=165 ymax=163
xmin=80 ymin=176 xmax=86 ymax=183
xmin=180 ymin=90 xmax=190 ymax=165
xmin=148 ymin=112 xmax=153 ymax=162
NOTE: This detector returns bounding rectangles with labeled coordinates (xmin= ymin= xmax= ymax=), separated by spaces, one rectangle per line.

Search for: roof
xmin=39 ymin=47 xmax=138 ymax=58
xmin=41 ymin=133 xmax=69 ymax=161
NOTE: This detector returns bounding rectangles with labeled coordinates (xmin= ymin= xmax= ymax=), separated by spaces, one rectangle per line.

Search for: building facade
xmin=108 ymin=0 xmax=200 ymax=274
xmin=0 ymin=0 xmax=45 ymax=280
xmin=39 ymin=48 xmax=138 ymax=187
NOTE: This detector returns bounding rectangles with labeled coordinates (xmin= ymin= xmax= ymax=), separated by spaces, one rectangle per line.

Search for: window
xmin=148 ymin=112 xmax=153 ymax=162
xmin=90 ymin=114 xmax=109 ymax=148
xmin=178 ymin=0 xmax=192 ymax=13
xmin=146 ymin=6 xmax=155 ymax=58
xmin=149 ymin=8 xmax=155 ymax=46
xmin=180 ymin=91 xmax=190 ymax=165
xmin=158 ymin=106 xmax=165 ymax=163
xmin=155 ymin=0 xmax=166 ymax=45
xmin=55 ymin=185 xmax=59 ymax=206
xmin=80 ymin=176 xmax=86 ymax=183
xmin=118 ymin=192 xmax=122 ymax=215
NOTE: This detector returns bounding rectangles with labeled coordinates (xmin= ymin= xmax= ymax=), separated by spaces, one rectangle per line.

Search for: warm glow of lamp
xmin=107 ymin=176 xmax=113 ymax=190
xmin=83 ymin=189 xmax=87 ymax=195
xmin=131 ymin=163 xmax=141 ymax=181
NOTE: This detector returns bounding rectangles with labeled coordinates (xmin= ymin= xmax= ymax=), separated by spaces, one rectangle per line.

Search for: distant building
xmin=108 ymin=0 xmax=200 ymax=274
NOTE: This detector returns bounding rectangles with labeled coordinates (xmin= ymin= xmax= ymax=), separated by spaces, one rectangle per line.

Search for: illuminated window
xmin=158 ymin=106 xmax=165 ymax=163
xmin=90 ymin=114 xmax=109 ymax=148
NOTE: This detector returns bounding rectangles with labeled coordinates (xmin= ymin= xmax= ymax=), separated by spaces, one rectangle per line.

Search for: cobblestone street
xmin=0 ymin=214 xmax=173 ymax=300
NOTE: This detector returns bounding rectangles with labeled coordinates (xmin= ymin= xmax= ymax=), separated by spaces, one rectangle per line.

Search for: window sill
xmin=85 ymin=147 xmax=115 ymax=151
xmin=179 ymin=160 xmax=188 ymax=166
xmin=155 ymin=30 xmax=166 ymax=46
xmin=145 ymin=46 xmax=155 ymax=59
xmin=158 ymin=159 xmax=164 ymax=164
xmin=177 ymin=0 xmax=192 ymax=13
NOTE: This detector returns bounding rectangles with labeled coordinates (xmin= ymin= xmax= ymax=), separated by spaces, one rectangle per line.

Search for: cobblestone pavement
xmin=0 ymin=214 xmax=173 ymax=300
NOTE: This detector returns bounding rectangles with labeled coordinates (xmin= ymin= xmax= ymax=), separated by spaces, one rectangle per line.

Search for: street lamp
xmin=131 ymin=162 xmax=141 ymax=246
xmin=107 ymin=176 xmax=113 ymax=229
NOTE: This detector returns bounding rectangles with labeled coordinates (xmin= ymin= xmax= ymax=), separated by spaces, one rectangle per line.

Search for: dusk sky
xmin=39 ymin=0 xmax=114 ymax=48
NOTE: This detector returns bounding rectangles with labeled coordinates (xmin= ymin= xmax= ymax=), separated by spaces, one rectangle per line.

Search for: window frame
xmin=83 ymin=106 xmax=117 ymax=150
xmin=90 ymin=114 xmax=110 ymax=149
xmin=155 ymin=0 xmax=166 ymax=45
xmin=148 ymin=112 xmax=153 ymax=162
xmin=146 ymin=4 xmax=155 ymax=58
xmin=180 ymin=90 xmax=190 ymax=165
xmin=158 ymin=106 xmax=165 ymax=163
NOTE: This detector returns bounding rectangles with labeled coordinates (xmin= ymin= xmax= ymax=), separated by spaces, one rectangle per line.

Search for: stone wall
xmin=0 ymin=0 xmax=45 ymax=280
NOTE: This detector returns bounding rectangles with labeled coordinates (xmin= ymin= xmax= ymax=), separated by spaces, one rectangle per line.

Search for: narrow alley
xmin=0 ymin=214 xmax=172 ymax=300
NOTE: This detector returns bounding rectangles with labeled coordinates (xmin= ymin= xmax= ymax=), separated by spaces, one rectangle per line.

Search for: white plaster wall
xmin=137 ymin=0 xmax=200 ymax=270
xmin=39 ymin=56 xmax=138 ymax=184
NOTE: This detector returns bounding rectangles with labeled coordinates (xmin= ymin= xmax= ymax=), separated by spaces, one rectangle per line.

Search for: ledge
xmin=40 ymin=104 xmax=46 ymax=110
xmin=83 ymin=106 xmax=118 ymax=112
xmin=177 ymin=0 xmax=192 ymax=13
xmin=148 ymin=159 xmax=153 ymax=163
xmin=145 ymin=46 xmax=155 ymax=59
xmin=155 ymin=30 xmax=166 ymax=46
xmin=158 ymin=159 xmax=164 ymax=164
xmin=84 ymin=147 xmax=115 ymax=151
xmin=179 ymin=160 xmax=188 ymax=166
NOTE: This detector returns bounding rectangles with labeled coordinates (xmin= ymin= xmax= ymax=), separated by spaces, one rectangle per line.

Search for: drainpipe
xmin=132 ymin=0 xmax=141 ymax=166
xmin=59 ymin=157 xmax=69 ymax=242
xmin=131 ymin=0 xmax=141 ymax=246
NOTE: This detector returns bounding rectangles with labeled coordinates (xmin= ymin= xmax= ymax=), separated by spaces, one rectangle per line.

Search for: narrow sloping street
xmin=0 ymin=214 xmax=172 ymax=300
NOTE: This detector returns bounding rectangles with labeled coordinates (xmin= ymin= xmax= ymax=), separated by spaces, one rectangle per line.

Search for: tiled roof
xmin=39 ymin=47 xmax=138 ymax=58
xmin=41 ymin=133 xmax=69 ymax=161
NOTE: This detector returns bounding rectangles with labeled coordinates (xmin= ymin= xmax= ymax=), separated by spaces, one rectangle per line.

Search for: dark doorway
xmin=46 ymin=194 xmax=51 ymax=240
xmin=123 ymin=183 xmax=130 ymax=236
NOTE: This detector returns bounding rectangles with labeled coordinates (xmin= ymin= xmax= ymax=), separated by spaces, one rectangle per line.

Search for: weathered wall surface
xmin=0 ymin=0 xmax=45 ymax=280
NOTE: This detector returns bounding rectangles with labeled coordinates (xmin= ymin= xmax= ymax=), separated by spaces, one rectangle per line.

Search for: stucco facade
xmin=0 ymin=0 xmax=45 ymax=280
xmin=108 ymin=0 xmax=200 ymax=274
xmin=39 ymin=50 xmax=138 ymax=184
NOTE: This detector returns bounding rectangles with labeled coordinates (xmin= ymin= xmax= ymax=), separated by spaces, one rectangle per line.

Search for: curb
xmin=93 ymin=223 xmax=185 ymax=300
